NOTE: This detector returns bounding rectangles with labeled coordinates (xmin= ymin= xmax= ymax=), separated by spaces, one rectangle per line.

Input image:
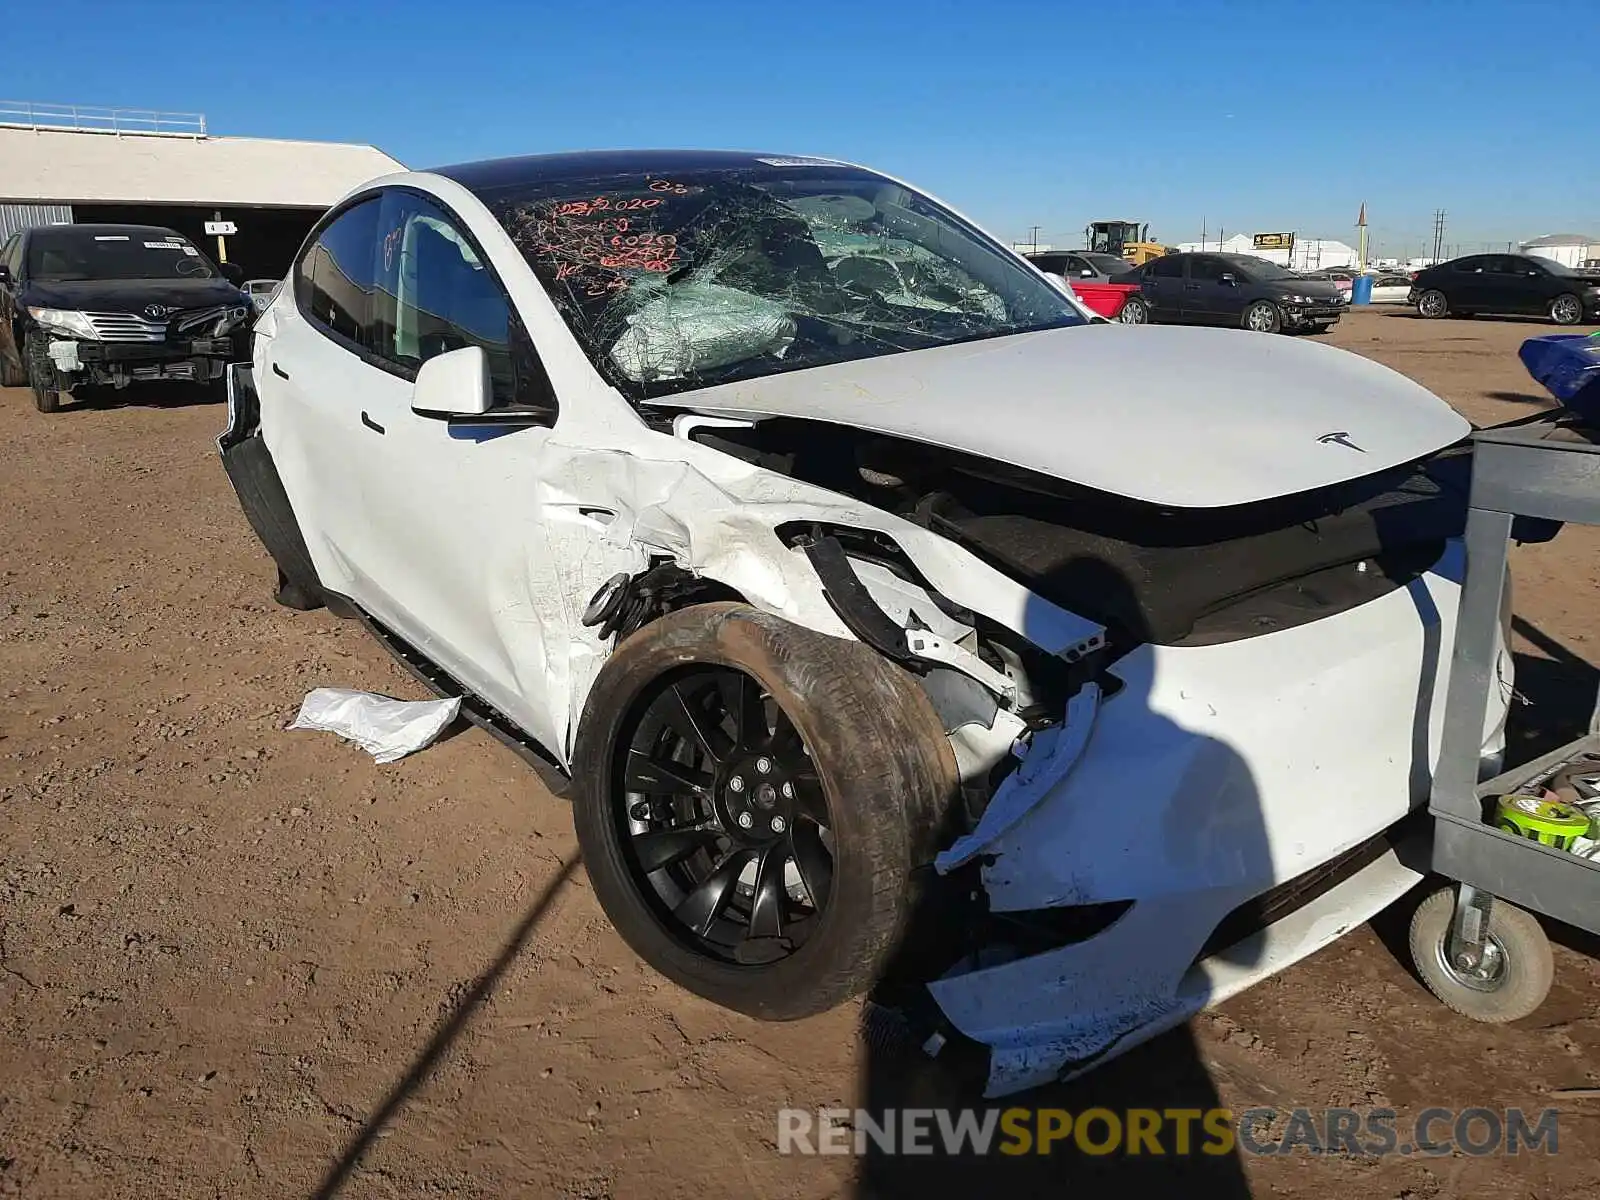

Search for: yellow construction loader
xmin=1086 ymin=220 xmax=1171 ymax=266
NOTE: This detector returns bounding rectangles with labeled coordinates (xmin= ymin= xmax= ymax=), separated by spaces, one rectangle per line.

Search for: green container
xmin=1495 ymin=793 xmax=1591 ymax=851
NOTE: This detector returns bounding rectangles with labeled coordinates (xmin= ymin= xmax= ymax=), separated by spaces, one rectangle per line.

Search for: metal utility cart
xmin=1410 ymin=412 xmax=1600 ymax=1021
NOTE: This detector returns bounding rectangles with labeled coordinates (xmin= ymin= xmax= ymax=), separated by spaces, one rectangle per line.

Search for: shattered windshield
xmin=26 ymin=230 xmax=217 ymax=282
xmin=483 ymin=166 xmax=1086 ymax=398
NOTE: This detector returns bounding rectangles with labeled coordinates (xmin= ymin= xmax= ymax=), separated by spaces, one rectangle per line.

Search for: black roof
xmin=429 ymin=149 xmax=866 ymax=196
xmin=27 ymin=222 xmax=183 ymax=241
xmin=1154 ymin=251 xmax=1272 ymax=262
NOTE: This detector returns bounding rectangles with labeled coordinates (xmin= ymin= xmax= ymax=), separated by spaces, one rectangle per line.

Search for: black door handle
xmin=360 ymin=411 xmax=385 ymax=435
xmin=1184 ymin=283 xmax=1200 ymax=290
xmin=271 ymin=362 xmax=289 ymax=379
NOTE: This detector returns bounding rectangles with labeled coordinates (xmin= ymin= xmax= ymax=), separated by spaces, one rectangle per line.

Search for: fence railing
xmin=0 ymin=101 xmax=207 ymax=138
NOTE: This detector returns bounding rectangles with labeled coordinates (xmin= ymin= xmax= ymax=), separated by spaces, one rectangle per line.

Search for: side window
xmin=1454 ymin=257 xmax=1485 ymax=274
xmin=370 ymin=190 xmax=521 ymax=406
xmin=1 ymin=234 xmax=18 ymax=275
xmin=1190 ymin=256 xmax=1229 ymax=282
xmin=1062 ymin=255 xmax=1088 ymax=276
xmin=1030 ymin=254 xmax=1065 ymax=275
xmin=297 ymin=197 xmax=381 ymax=347
xmin=1148 ymin=255 xmax=1184 ymax=278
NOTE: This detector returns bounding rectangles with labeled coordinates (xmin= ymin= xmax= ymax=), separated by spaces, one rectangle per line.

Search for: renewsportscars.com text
xmin=777 ymin=1106 xmax=1560 ymax=1158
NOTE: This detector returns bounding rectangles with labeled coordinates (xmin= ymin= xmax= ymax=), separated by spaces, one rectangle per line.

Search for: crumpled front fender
xmin=524 ymin=434 xmax=1105 ymax=753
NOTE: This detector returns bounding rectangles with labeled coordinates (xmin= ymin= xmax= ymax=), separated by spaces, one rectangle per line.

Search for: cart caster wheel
xmin=1409 ymin=886 xmax=1553 ymax=1023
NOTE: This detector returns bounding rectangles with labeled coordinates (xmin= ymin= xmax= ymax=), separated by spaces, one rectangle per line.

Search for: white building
xmin=1520 ymin=233 xmax=1597 ymax=269
xmin=1174 ymin=233 xmax=1357 ymax=270
xmin=0 ymin=101 xmax=403 ymax=277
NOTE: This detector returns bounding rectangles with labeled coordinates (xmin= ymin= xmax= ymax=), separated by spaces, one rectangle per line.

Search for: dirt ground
xmin=2 ymin=306 xmax=1599 ymax=1199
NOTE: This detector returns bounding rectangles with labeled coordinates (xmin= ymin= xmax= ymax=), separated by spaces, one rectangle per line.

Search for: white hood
xmin=662 ymin=324 xmax=1470 ymax=508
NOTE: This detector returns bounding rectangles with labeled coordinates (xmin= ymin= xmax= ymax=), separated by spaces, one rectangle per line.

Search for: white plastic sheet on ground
xmin=288 ymin=688 xmax=462 ymax=764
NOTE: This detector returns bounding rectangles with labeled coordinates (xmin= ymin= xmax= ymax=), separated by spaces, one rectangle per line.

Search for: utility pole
xmin=1028 ymin=225 xmax=1042 ymax=254
xmin=1430 ymin=209 xmax=1447 ymax=264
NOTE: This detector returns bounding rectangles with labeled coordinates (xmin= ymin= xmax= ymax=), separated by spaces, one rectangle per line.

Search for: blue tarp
xmin=1520 ymin=333 xmax=1600 ymax=421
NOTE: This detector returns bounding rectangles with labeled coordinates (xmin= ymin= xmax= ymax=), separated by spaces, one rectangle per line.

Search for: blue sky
xmin=6 ymin=0 xmax=1594 ymax=256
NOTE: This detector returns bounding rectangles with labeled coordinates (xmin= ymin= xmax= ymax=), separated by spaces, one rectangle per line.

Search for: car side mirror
xmin=412 ymin=345 xmax=492 ymax=418
xmin=218 ymin=262 xmax=245 ymax=286
xmin=1219 ymin=272 xmax=1237 ymax=285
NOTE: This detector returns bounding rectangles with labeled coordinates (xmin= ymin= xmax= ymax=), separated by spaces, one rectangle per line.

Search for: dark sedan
xmin=1120 ymin=252 xmax=1343 ymax=334
xmin=1410 ymin=254 xmax=1600 ymax=325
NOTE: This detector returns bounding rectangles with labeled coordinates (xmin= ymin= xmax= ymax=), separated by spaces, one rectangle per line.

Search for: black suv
xmin=1123 ymin=252 xmax=1343 ymax=334
xmin=0 ymin=223 xmax=252 ymax=412
xmin=1410 ymin=254 xmax=1600 ymax=325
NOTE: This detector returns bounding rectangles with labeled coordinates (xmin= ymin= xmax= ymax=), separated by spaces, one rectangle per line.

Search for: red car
xmin=1023 ymin=251 xmax=1143 ymax=321
xmin=1069 ymin=279 xmax=1142 ymax=320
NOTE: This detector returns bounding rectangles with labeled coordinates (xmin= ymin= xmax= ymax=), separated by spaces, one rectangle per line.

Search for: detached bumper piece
xmin=76 ymin=338 xmax=233 ymax=363
xmin=51 ymin=336 xmax=236 ymax=387
xmin=1282 ymin=304 xmax=1342 ymax=327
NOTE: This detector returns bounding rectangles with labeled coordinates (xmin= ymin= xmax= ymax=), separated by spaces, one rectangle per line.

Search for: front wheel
xmin=1549 ymin=293 xmax=1584 ymax=326
xmin=1118 ymin=296 xmax=1150 ymax=324
xmin=1416 ymin=289 xmax=1449 ymax=318
xmin=1243 ymin=300 xmax=1282 ymax=333
xmin=1409 ymin=886 xmax=1552 ymax=1023
xmin=24 ymin=332 xmax=62 ymax=413
xmin=571 ymin=602 xmax=960 ymax=1020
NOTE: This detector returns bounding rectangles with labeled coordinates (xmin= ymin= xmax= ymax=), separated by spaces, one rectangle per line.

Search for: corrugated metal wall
xmin=0 ymin=203 xmax=73 ymax=241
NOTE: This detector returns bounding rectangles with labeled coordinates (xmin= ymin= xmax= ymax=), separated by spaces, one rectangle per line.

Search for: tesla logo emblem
xmin=1317 ymin=431 xmax=1365 ymax=452
xmin=144 ymin=304 xmax=172 ymax=319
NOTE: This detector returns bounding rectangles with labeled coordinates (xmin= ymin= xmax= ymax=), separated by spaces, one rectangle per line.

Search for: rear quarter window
xmin=296 ymin=198 xmax=382 ymax=348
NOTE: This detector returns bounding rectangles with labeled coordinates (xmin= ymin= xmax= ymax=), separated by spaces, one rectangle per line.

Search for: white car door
xmin=257 ymin=196 xmax=389 ymax=602
xmin=329 ymin=187 xmax=582 ymax=756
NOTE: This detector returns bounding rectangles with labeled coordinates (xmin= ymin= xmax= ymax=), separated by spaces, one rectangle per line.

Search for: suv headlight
xmin=27 ymin=307 xmax=99 ymax=340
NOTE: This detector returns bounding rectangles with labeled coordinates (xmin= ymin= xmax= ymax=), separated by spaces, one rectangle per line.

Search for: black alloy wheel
xmin=571 ymin=602 xmax=960 ymax=1019
xmin=615 ymin=666 xmax=833 ymax=965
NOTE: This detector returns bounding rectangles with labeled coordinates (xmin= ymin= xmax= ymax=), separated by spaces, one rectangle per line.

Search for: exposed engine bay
xmin=682 ymin=414 xmax=1473 ymax=648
